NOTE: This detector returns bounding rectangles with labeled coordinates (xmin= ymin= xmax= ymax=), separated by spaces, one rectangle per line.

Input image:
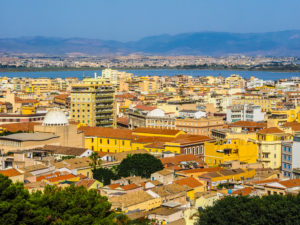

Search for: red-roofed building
xmin=0 ymin=168 xmax=24 ymax=183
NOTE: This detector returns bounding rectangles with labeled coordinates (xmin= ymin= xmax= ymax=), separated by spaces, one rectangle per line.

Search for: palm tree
xmin=89 ymin=152 xmax=102 ymax=171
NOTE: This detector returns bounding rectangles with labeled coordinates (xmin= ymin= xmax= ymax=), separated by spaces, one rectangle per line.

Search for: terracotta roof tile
xmin=133 ymin=127 xmax=182 ymax=136
xmin=121 ymin=183 xmax=140 ymax=191
xmin=76 ymin=179 xmax=97 ymax=188
xmin=0 ymin=168 xmax=22 ymax=177
xmin=108 ymin=183 xmax=121 ymax=189
xmin=252 ymin=178 xmax=280 ymax=185
xmin=232 ymin=187 xmax=254 ymax=196
xmin=134 ymin=105 xmax=157 ymax=111
xmin=47 ymin=173 xmax=76 ymax=183
xmin=229 ymin=121 xmax=267 ymax=128
xmin=1 ymin=122 xmax=41 ymax=132
xmin=279 ymin=179 xmax=300 ymax=188
xmin=174 ymin=177 xmax=203 ymax=188
xmin=258 ymin=127 xmax=284 ymax=134
xmin=79 ymin=126 xmax=134 ymax=139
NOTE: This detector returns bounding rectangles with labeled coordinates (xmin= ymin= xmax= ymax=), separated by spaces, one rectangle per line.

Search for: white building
xmin=226 ymin=104 xmax=265 ymax=123
xmin=281 ymin=136 xmax=300 ymax=179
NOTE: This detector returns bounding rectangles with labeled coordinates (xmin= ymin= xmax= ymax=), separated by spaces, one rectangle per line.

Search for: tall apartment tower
xmin=71 ymin=81 xmax=116 ymax=128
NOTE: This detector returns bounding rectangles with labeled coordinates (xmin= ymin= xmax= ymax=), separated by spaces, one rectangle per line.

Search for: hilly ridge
xmin=0 ymin=30 xmax=300 ymax=56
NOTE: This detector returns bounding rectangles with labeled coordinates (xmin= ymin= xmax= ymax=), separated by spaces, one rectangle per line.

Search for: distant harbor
xmin=0 ymin=69 xmax=300 ymax=80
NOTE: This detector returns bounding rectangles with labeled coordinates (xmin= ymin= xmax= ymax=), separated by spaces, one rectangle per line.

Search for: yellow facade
xmin=209 ymin=169 xmax=256 ymax=184
xmin=252 ymin=129 xmax=292 ymax=169
xmin=86 ymin=137 xmax=133 ymax=153
xmin=268 ymin=107 xmax=300 ymax=127
xmin=71 ymin=82 xmax=116 ymax=127
xmin=204 ymin=139 xmax=258 ymax=166
xmin=21 ymin=106 xmax=36 ymax=115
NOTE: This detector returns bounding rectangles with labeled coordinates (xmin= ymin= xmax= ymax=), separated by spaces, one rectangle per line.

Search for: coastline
xmin=1 ymin=66 xmax=300 ymax=73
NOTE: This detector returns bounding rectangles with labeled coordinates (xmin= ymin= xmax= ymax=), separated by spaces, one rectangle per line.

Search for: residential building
xmin=226 ymin=104 xmax=265 ymax=123
xmin=281 ymin=135 xmax=300 ymax=178
xmin=176 ymin=117 xmax=224 ymax=136
xmin=128 ymin=105 xmax=176 ymax=130
xmin=250 ymin=127 xmax=292 ymax=169
xmin=204 ymin=139 xmax=258 ymax=167
xmin=71 ymin=81 xmax=115 ymax=127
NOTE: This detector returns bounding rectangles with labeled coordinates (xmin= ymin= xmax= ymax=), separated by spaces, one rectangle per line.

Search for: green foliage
xmin=61 ymin=155 xmax=76 ymax=160
xmin=197 ymin=194 xmax=300 ymax=225
xmin=93 ymin=168 xmax=118 ymax=185
xmin=117 ymin=154 xmax=164 ymax=178
xmin=0 ymin=174 xmax=122 ymax=225
xmin=89 ymin=152 xmax=102 ymax=171
xmin=0 ymin=130 xmax=24 ymax=136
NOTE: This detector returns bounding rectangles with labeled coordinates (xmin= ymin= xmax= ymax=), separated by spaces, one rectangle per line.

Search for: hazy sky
xmin=1 ymin=0 xmax=300 ymax=41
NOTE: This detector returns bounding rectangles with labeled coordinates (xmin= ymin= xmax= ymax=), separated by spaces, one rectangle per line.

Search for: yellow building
xmin=174 ymin=176 xmax=206 ymax=200
xmin=79 ymin=126 xmax=134 ymax=153
xmin=250 ymin=127 xmax=292 ymax=169
xmin=198 ymin=168 xmax=256 ymax=188
xmin=267 ymin=107 xmax=300 ymax=127
xmin=204 ymin=139 xmax=258 ymax=167
xmin=71 ymin=80 xmax=116 ymax=127
xmin=80 ymin=126 xmax=213 ymax=156
xmin=110 ymin=189 xmax=162 ymax=212
xmin=232 ymin=93 xmax=281 ymax=112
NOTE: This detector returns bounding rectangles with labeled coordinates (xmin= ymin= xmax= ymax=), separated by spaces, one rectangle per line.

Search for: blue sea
xmin=0 ymin=69 xmax=300 ymax=80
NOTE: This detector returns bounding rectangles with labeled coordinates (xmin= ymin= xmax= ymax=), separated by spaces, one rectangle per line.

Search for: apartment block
xmin=71 ymin=83 xmax=115 ymax=127
xmin=227 ymin=104 xmax=265 ymax=123
xmin=281 ymin=136 xmax=300 ymax=178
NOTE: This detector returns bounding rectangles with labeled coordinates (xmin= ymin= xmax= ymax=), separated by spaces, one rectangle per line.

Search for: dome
xmin=42 ymin=109 xmax=69 ymax=126
xmin=147 ymin=108 xmax=166 ymax=117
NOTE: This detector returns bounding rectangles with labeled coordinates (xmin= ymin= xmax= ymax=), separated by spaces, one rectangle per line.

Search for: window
xmin=288 ymin=148 xmax=291 ymax=152
xmin=107 ymin=139 xmax=110 ymax=144
xmin=184 ymin=148 xmax=187 ymax=154
xmin=122 ymin=141 xmax=125 ymax=145
xmin=284 ymin=163 xmax=287 ymax=169
xmin=288 ymin=156 xmax=291 ymax=161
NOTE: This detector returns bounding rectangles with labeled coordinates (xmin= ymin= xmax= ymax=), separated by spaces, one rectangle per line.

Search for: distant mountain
xmin=1 ymin=30 xmax=300 ymax=56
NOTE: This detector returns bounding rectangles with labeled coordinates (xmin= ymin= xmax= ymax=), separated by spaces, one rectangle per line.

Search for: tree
xmin=117 ymin=154 xmax=164 ymax=178
xmin=0 ymin=174 xmax=124 ymax=225
xmin=93 ymin=168 xmax=117 ymax=185
xmin=89 ymin=151 xmax=102 ymax=171
xmin=197 ymin=194 xmax=300 ymax=225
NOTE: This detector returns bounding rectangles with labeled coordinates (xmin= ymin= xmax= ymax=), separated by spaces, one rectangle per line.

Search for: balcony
xmin=96 ymin=115 xmax=112 ymax=119
xmin=96 ymin=105 xmax=113 ymax=109
xmin=96 ymin=121 xmax=113 ymax=125
xmin=96 ymin=99 xmax=114 ymax=103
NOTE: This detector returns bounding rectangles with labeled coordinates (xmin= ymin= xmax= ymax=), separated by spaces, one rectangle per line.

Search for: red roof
xmin=108 ymin=183 xmax=121 ymax=189
xmin=134 ymin=105 xmax=156 ymax=111
xmin=232 ymin=187 xmax=254 ymax=196
xmin=258 ymin=127 xmax=284 ymax=134
xmin=47 ymin=173 xmax=76 ymax=182
xmin=0 ymin=168 xmax=22 ymax=177
xmin=174 ymin=177 xmax=203 ymax=188
xmin=161 ymin=154 xmax=203 ymax=165
xmin=121 ymin=183 xmax=140 ymax=190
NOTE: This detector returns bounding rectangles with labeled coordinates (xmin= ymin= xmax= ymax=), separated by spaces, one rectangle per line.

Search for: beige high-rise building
xmin=71 ymin=81 xmax=116 ymax=128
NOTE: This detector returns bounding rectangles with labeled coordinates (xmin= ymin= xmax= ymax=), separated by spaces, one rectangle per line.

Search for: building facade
xmin=281 ymin=136 xmax=300 ymax=178
xmin=71 ymin=82 xmax=115 ymax=127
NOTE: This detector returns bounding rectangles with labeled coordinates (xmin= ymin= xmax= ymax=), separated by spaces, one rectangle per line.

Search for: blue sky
xmin=1 ymin=0 xmax=300 ymax=41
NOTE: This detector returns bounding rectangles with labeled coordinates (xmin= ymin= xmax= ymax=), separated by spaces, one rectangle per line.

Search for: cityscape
xmin=1 ymin=0 xmax=300 ymax=225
